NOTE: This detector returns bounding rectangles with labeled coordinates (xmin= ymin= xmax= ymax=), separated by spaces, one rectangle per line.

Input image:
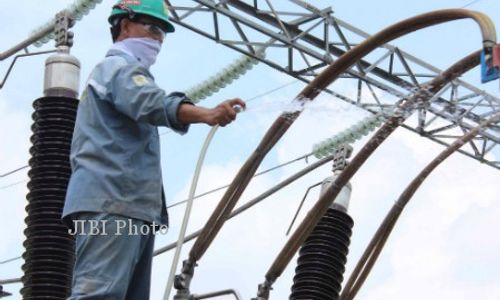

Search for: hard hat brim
xmin=163 ymin=20 xmax=175 ymax=33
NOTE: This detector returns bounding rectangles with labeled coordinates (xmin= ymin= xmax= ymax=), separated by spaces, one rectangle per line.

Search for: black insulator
xmin=21 ymin=96 xmax=78 ymax=299
xmin=290 ymin=208 xmax=354 ymax=300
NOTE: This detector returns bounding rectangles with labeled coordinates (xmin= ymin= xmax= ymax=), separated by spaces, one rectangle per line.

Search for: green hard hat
xmin=109 ymin=0 xmax=175 ymax=33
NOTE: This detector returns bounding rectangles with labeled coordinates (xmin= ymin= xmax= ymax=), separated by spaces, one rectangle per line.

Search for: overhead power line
xmin=0 ymin=256 xmax=21 ymax=265
xmin=246 ymin=80 xmax=299 ymax=103
xmin=0 ymin=151 xmax=316 ymax=266
xmin=167 ymin=152 xmax=312 ymax=209
xmin=159 ymin=79 xmax=300 ymax=136
xmin=0 ymin=166 xmax=28 ymax=178
xmin=0 ymin=179 xmax=28 ymax=191
xmin=461 ymin=0 xmax=486 ymax=8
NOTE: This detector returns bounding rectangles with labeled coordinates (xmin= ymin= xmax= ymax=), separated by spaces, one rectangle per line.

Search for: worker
xmin=62 ymin=0 xmax=246 ymax=298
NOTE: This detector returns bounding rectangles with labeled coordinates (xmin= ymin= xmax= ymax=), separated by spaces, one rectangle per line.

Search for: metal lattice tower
xmin=167 ymin=0 xmax=500 ymax=169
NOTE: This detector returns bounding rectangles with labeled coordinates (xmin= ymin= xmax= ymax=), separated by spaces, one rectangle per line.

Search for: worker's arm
xmin=106 ymin=63 xmax=190 ymax=132
xmin=104 ymin=59 xmax=245 ymax=129
xmin=178 ymin=98 xmax=246 ymax=127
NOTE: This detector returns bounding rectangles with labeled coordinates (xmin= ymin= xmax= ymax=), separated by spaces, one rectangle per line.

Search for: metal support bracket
xmin=252 ymin=279 xmax=274 ymax=300
xmin=54 ymin=10 xmax=75 ymax=48
xmin=193 ymin=289 xmax=243 ymax=300
xmin=0 ymin=50 xmax=57 ymax=89
xmin=173 ymin=259 xmax=197 ymax=300
xmin=0 ymin=287 xmax=12 ymax=298
xmin=332 ymin=144 xmax=353 ymax=172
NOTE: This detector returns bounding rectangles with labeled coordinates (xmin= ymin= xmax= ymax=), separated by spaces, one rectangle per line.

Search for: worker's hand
xmin=205 ymin=98 xmax=246 ymax=126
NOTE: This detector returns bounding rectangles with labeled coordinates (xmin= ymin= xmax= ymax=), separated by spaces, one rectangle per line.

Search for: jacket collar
xmin=105 ymin=49 xmax=154 ymax=79
xmin=106 ymin=48 xmax=139 ymax=65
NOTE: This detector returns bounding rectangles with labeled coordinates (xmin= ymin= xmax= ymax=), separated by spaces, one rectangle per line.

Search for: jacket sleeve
xmin=108 ymin=63 xmax=191 ymax=134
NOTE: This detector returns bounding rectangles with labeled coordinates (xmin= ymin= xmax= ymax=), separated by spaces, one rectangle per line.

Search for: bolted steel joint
xmin=174 ymin=259 xmax=197 ymax=300
xmin=252 ymin=280 xmax=273 ymax=300
xmin=332 ymin=144 xmax=353 ymax=172
xmin=54 ymin=10 xmax=75 ymax=48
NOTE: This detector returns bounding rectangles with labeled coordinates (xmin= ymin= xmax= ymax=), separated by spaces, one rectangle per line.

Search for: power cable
xmin=340 ymin=112 xmax=499 ymax=300
xmin=0 ymin=166 xmax=28 ymax=178
xmin=461 ymin=0 xmax=486 ymax=8
xmin=245 ymin=80 xmax=299 ymax=103
xmin=0 ymin=256 xmax=21 ymax=265
xmin=166 ymin=152 xmax=311 ymax=209
xmin=153 ymin=154 xmax=334 ymax=257
xmin=0 ymin=152 xmax=313 ymax=265
xmin=0 ymin=179 xmax=28 ymax=191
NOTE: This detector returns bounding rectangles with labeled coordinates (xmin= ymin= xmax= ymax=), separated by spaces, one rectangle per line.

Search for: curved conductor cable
xmin=256 ymin=25 xmax=492 ymax=297
xmin=174 ymin=11 xmax=496 ymax=298
xmin=163 ymin=124 xmax=220 ymax=300
xmin=260 ymin=50 xmax=482 ymax=298
xmin=340 ymin=113 xmax=499 ymax=299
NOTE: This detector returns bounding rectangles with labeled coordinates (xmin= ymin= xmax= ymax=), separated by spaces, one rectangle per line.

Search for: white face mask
xmin=114 ymin=37 xmax=162 ymax=69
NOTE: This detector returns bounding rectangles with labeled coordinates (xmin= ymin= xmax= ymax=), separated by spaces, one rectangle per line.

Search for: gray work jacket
xmin=63 ymin=49 xmax=190 ymax=227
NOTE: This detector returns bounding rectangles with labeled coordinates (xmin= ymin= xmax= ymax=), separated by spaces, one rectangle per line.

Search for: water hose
xmin=163 ymin=124 xmax=220 ymax=300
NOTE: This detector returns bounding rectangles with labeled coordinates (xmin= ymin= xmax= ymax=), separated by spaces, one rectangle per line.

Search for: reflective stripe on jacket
xmin=63 ymin=49 xmax=190 ymax=226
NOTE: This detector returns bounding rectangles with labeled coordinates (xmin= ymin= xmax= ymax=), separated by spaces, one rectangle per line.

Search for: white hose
xmin=162 ymin=124 xmax=220 ymax=300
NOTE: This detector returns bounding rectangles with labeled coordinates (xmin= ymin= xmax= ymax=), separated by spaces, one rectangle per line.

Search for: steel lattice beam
xmin=167 ymin=0 xmax=500 ymax=169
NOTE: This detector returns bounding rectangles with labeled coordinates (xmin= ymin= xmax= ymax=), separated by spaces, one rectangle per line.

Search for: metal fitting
xmin=193 ymin=289 xmax=243 ymax=300
xmin=322 ymin=144 xmax=353 ymax=212
xmin=44 ymin=48 xmax=80 ymax=98
xmin=252 ymin=280 xmax=273 ymax=300
xmin=173 ymin=259 xmax=197 ymax=300
xmin=332 ymin=144 xmax=353 ymax=172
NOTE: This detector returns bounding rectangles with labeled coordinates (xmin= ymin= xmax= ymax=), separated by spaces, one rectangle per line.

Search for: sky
xmin=1 ymin=0 xmax=500 ymax=299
